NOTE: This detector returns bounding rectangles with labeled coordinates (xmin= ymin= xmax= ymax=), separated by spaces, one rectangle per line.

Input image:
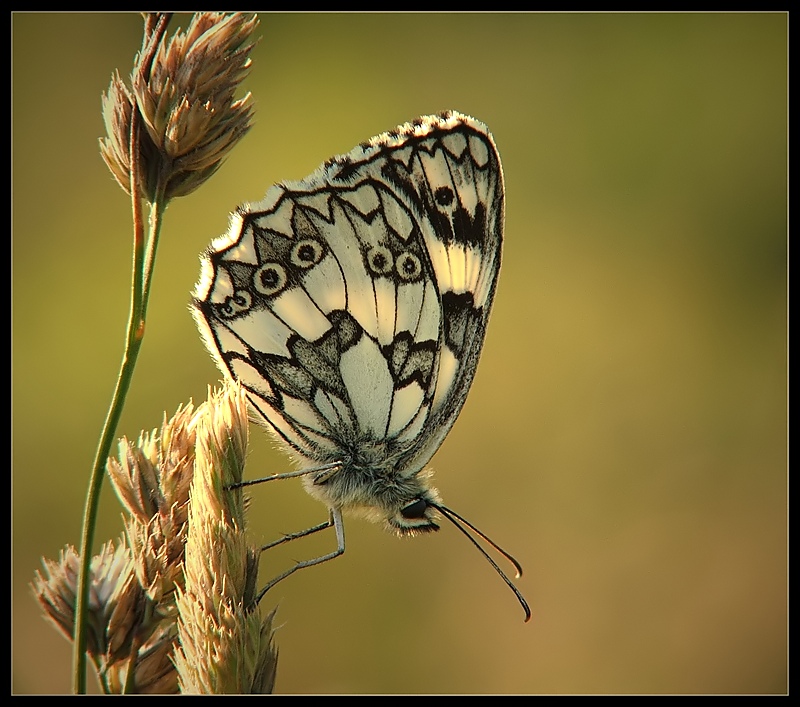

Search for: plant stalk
xmin=72 ymin=133 xmax=167 ymax=692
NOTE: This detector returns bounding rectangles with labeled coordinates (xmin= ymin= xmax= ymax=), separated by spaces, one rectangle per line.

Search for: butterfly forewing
xmin=193 ymin=111 xmax=503 ymax=479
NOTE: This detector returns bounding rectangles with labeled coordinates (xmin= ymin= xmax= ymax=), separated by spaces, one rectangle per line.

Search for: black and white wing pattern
xmin=193 ymin=111 xmax=504 ymax=534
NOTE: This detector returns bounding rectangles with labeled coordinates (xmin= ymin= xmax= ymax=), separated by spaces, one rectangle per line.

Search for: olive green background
xmin=12 ymin=13 xmax=786 ymax=694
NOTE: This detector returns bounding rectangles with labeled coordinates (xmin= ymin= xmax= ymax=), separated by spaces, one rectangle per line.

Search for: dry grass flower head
xmin=99 ymin=12 xmax=258 ymax=202
xmin=34 ymin=382 xmax=277 ymax=693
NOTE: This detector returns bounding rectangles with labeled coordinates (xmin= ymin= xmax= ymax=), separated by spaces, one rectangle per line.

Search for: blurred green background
xmin=12 ymin=13 xmax=786 ymax=694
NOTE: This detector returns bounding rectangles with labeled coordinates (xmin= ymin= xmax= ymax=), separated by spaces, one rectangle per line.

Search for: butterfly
xmin=193 ymin=111 xmax=529 ymax=621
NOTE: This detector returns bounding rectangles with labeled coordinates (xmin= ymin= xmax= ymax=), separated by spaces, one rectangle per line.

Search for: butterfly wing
xmin=193 ymin=111 xmax=503 ymax=475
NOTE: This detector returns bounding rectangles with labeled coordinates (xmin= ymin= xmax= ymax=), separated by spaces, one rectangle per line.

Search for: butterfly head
xmin=302 ymin=458 xmax=443 ymax=537
xmin=389 ymin=490 xmax=442 ymax=536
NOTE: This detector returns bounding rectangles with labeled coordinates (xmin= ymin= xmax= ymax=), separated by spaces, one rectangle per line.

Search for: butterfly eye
xmin=253 ymin=263 xmax=288 ymax=296
xmin=400 ymin=498 xmax=429 ymax=519
xmin=291 ymin=239 xmax=325 ymax=269
xmin=367 ymin=246 xmax=394 ymax=275
xmin=395 ymin=252 xmax=422 ymax=282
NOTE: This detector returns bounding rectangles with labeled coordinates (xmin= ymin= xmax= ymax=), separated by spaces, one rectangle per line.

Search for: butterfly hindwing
xmin=193 ymin=111 xmax=503 ymax=477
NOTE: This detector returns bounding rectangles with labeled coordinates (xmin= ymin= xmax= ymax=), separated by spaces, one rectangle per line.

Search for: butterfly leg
xmin=260 ymin=517 xmax=334 ymax=552
xmin=227 ymin=461 xmax=341 ymax=490
xmin=256 ymin=507 xmax=345 ymax=603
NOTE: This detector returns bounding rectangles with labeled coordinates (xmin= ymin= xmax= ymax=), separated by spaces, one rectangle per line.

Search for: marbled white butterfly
xmin=193 ymin=111 xmax=529 ymax=620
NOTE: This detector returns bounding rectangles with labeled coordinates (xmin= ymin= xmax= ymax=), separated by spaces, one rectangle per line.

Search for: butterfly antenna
xmin=435 ymin=504 xmax=524 ymax=578
xmin=432 ymin=503 xmax=531 ymax=623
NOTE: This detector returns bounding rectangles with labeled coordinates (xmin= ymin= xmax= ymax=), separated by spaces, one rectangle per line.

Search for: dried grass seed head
xmin=32 ymin=540 xmax=145 ymax=664
xmin=132 ymin=12 xmax=258 ymax=199
xmin=100 ymin=12 xmax=258 ymax=201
